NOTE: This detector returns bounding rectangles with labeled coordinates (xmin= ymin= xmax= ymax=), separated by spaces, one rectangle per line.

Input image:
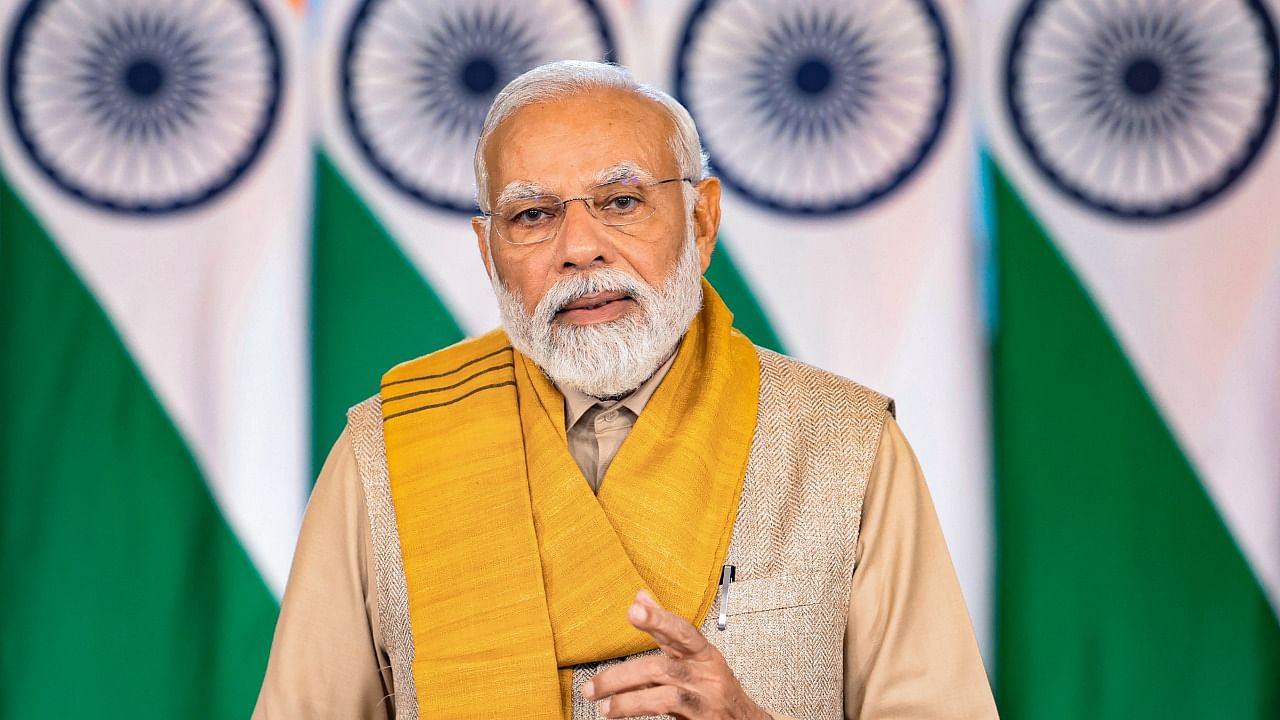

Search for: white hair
xmin=473 ymin=60 xmax=709 ymax=214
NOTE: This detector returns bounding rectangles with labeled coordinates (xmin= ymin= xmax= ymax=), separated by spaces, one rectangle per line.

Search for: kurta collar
xmin=558 ymin=341 xmax=681 ymax=429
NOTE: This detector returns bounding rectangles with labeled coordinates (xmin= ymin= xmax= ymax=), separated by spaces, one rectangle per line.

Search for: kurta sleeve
xmin=252 ymin=428 xmax=395 ymax=719
xmin=841 ymin=415 xmax=998 ymax=719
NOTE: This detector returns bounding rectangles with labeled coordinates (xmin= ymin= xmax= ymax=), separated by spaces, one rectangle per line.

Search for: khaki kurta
xmin=562 ymin=349 xmax=676 ymax=492
xmin=254 ymin=368 xmax=995 ymax=719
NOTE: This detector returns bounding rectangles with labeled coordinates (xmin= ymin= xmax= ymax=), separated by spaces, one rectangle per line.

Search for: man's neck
xmin=557 ymin=343 xmax=681 ymax=427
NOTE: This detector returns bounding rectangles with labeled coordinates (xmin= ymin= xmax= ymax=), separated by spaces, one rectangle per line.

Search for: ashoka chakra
xmin=341 ymin=0 xmax=614 ymax=213
xmin=5 ymin=0 xmax=283 ymax=214
xmin=676 ymin=0 xmax=954 ymax=215
xmin=1004 ymin=0 xmax=1280 ymax=219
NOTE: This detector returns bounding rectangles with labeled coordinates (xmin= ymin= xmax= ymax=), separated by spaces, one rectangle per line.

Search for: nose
xmin=553 ymin=197 xmax=615 ymax=272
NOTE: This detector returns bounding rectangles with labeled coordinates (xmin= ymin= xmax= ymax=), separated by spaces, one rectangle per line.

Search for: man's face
xmin=472 ymin=88 xmax=720 ymax=323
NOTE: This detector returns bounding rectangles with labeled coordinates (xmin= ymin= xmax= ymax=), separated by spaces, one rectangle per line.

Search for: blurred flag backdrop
xmin=0 ymin=0 xmax=309 ymax=715
xmin=0 ymin=0 xmax=1275 ymax=718
xmin=979 ymin=0 xmax=1280 ymax=716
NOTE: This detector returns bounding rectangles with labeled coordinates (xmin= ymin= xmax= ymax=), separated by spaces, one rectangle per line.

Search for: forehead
xmin=482 ymin=88 xmax=679 ymax=193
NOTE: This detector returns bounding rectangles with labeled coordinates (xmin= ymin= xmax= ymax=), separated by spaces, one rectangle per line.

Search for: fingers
xmin=627 ymin=590 xmax=710 ymax=660
xmin=597 ymin=684 xmax=705 ymax=719
xmin=583 ymin=654 xmax=694 ymax=700
xmin=583 ymin=592 xmax=762 ymax=719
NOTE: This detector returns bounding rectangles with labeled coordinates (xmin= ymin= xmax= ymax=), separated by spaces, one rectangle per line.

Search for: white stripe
xmin=977 ymin=0 xmax=1280 ymax=616
xmin=0 ymin=0 xmax=310 ymax=597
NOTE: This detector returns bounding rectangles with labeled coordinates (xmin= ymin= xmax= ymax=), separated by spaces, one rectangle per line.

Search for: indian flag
xmin=978 ymin=0 xmax=1280 ymax=715
xmin=0 ymin=0 xmax=309 ymax=715
xmin=310 ymin=0 xmax=993 ymax=657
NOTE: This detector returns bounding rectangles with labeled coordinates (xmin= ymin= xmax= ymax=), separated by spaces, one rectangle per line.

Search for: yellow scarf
xmin=380 ymin=281 xmax=759 ymax=718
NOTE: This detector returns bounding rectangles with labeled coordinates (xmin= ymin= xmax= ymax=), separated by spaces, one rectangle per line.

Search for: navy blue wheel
xmin=675 ymin=0 xmax=954 ymax=215
xmin=341 ymin=0 xmax=615 ymax=213
xmin=1005 ymin=0 xmax=1280 ymax=219
xmin=4 ymin=0 xmax=283 ymax=214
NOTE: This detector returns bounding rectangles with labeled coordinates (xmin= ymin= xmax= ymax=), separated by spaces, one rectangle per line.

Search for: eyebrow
xmin=494 ymin=181 xmax=549 ymax=208
xmin=493 ymin=164 xmax=658 ymax=208
xmin=591 ymin=162 xmax=656 ymax=187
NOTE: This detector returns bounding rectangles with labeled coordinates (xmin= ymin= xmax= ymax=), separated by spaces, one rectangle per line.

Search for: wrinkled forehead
xmin=481 ymin=88 xmax=680 ymax=197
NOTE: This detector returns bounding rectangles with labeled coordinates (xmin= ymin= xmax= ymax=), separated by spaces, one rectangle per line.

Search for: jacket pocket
xmin=724 ymin=573 xmax=827 ymax=616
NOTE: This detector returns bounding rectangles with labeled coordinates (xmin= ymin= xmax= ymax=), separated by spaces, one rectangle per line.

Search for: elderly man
xmin=255 ymin=61 xmax=996 ymax=719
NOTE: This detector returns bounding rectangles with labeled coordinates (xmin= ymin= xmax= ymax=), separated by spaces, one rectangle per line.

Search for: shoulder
xmin=754 ymin=346 xmax=896 ymax=424
xmin=346 ymin=394 xmax=384 ymax=443
xmin=343 ymin=330 xmax=516 ymax=465
xmin=343 ymin=330 xmax=515 ymax=465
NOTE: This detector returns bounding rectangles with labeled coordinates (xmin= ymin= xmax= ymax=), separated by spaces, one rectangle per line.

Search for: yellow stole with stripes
xmin=379 ymin=282 xmax=759 ymax=718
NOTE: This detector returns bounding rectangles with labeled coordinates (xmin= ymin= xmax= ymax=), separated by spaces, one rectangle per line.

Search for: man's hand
xmin=580 ymin=590 xmax=771 ymax=719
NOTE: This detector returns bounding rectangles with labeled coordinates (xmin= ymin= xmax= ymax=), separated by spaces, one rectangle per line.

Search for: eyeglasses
xmin=483 ymin=177 xmax=693 ymax=246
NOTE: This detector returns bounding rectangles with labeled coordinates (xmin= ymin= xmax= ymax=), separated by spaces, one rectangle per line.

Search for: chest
xmin=569 ymin=389 xmax=867 ymax=720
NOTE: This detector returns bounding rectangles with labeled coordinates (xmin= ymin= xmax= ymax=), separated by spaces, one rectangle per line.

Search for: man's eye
xmin=603 ymin=194 xmax=644 ymax=212
xmin=511 ymin=207 xmax=555 ymax=225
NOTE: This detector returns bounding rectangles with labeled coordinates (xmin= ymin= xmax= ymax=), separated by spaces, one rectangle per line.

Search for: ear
xmin=473 ymin=215 xmax=494 ymax=277
xmin=692 ymin=177 xmax=721 ymax=273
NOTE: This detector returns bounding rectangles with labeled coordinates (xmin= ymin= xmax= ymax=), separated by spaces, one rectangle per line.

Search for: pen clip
xmin=716 ymin=564 xmax=736 ymax=631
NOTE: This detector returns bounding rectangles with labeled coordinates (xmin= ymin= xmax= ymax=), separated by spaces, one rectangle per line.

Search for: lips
xmin=557 ymin=290 xmax=632 ymax=314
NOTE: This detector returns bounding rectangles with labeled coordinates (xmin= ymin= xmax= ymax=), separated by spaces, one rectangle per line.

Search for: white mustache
xmin=492 ymin=236 xmax=703 ymax=398
xmin=536 ymin=269 xmax=652 ymax=323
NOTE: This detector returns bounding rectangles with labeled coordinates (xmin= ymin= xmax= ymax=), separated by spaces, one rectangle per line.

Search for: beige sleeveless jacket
xmin=346 ymin=347 xmax=893 ymax=720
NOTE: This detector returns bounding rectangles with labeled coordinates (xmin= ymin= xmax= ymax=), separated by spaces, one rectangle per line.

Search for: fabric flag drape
xmin=309 ymin=0 xmax=993 ymax=655
xmin=978 ymin=0 xmax=1280 ymax=716
xmin=0 ymin=0 xmax=310 ymax=715
xmin=1 ymin=1 xmax=998 ymax=716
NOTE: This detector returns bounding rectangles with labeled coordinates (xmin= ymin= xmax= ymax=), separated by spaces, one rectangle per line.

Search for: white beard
xmin=491 ymin=237 xmax=704 ymax=398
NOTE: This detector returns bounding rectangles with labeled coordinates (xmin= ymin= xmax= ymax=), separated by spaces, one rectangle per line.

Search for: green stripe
xmin=989 ymin=158 xmax=1280 ymax=719
xmin=706 ymin=240 xmax=785 ymax=353
xmin=0 ymin=174 xmax=277 ymax=717
xmin=310 ymin=152 xmax=465 ymax=472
